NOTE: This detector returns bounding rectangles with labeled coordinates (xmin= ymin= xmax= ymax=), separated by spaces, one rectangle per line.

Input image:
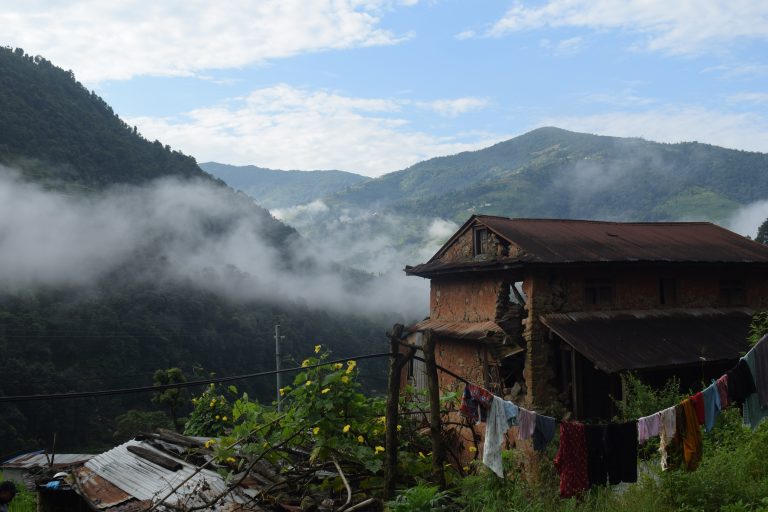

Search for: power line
xmin=0 ymin=352 xmax=391 ymax=403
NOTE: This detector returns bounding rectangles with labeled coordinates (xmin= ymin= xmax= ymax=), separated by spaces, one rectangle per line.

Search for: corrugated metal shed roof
xmin=540 ymin=308 xmax=754 ymax=373
xmin=2 ymin=452 xmax=93 ymax=469
xmin=407 ymin=319 xmax=505 ymax=340
xmin=407 ymin=215 xmax=768 ymax=276
xmin=82 ymin=440 xmax=248 ymax=510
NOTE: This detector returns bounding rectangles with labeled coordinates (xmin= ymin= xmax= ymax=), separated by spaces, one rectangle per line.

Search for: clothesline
xmin=458 ymin=334 xmax=768 ymax=497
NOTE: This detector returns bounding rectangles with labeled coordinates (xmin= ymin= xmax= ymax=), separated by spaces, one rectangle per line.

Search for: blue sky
xmin=4 ymin=1 xmax=768 ymax=176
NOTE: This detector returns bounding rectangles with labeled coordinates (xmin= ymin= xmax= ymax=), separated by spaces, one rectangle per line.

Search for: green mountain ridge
xmin=200 ymin=162 xmax=367 ymax=209
xmin=325 ymin=126 xmax=768 ymax=223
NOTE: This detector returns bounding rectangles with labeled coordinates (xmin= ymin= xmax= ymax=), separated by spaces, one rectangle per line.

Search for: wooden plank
xmin=126 ymin=446 xmax=182 ymax=471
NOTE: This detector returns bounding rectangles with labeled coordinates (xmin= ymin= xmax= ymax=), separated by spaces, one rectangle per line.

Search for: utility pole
xmin=275 ymin=323 xmax=285 ymax=412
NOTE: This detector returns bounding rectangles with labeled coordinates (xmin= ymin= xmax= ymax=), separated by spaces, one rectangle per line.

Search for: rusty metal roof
xmin=407 ymin=319 xmax=505 ymax=340
xmin=407 ymin=215 xmax=768 ymax=277
xmin=80 ymin=439 xmax=249 ymax=511
xmin=540 ymin=308 xmax=754 ymax=373
xmin=2 ymin=452 xmax=93 ymax=469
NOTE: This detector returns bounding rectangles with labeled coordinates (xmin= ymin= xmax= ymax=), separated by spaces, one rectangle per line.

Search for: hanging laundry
xmin=503 ymin=400 xmax=519 ymax=427
xmin=702 ymin=382 xmax=721 ymax=433
xmin=742 ymin=350 xmax=768 ymax=430
xmin=637 ymin=412 xmax=660 ymax=444
xmin=532 ymin=414 xmax=556 ymax=452
xmin=585 ymin=424 xmax=607 ymax=487
xmin=680 ymin=398 xmax=702 ymax=471
xmin=690 ymin=392 xmax=705 ymax=425
xmin=604 ymin=422 xmax=638 ymax=484
xmin=658 ymin=405 xmax=677 ymax=470
xmin=483 ymin=396 xmax=508 ymax=478
xmin=715 ymin=374 xmax=729 ymax=410
xmin=726 ymin=358 xmax=756 ymax=405
xmin=754 ymin=335 xmax=768 ymax=408
xmin=460 ymin=384 xmax=495 ymax=423
xmin=554 ymin=422 xmax=589 ymax=498
xmin=517 ymin=407 xmax=536 ymax=441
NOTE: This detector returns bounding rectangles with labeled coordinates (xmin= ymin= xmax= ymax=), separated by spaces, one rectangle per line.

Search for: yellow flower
xmin=357 ymin=435 xmax=364 ymax=443
xmin=468 ymin=446 xmax=477 ymax=453
xmin=377 ymin=416 xmax=386 ymax=424
xmin=321 ymin=388 xmax=330 ymax=394
xmin=463 ymin=466 xmax=469 ymax=472
xmin=279 ymin=387 xmax=288 ymax=397
xmin=215 ymin=415 xmax=220 ymax=420
xmin=191 ymin=398 xmax=197 ymax=405
xmin=374 ymin=446 xmax=384 ymax=454
xmin=301 ymin=359 xmax=310 ymax=368
xmin=204 ymin=440 xmax=216 ymax=449
xmin=341 ymin=376 xmax=350 ymax=384
xmin=343 ymin=424 xmax=351 ymax=433
xmin=314 ymin=344 xmax=321 ymax=354
xmin=222 ymin=416 xmax=228 ymax=422
xmin=345 ymin=360 xmax=357 ymax=374
xmin=333 ymin=363 xmax=343 ymax=370
xmin=226 ymin=457 xmax=236 ymax=464
xmin=305 ymin=380 xmax=312 ymax=386
xmin=397 ymin=425 xmax=402 ymax=432
xmin=418 ymin=451 xmax=425 ymax=458
xmin=209 ymin=399 xmax=216 ymax=408
xmin=313 ymin=426 xmax=320 ymax=435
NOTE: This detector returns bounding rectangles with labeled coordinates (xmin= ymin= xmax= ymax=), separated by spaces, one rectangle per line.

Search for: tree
xmin=152 ymin=368 xmax=186 ymax=431
xmin=756 ymin=217 xmax=768 ymax=245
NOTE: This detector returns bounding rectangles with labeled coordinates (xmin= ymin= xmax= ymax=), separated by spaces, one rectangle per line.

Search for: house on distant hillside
xmin=403 ymin=215 xmax=768 ymax=419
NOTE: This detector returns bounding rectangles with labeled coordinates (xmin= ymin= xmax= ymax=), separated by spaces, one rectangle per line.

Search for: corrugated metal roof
xmin=83 ymin=440 xmax=247 ymax=510
xmin=407 ymin=319 xmax=505 ymax=340
xmin=478 ymin=216 xmax=768 ymax=264
xmin=407 ymin=215 xmax=768 ymax=276
xmin=540 ymin=308 xmax=754 ymax=373
xmin=74 ymin=466 xmax=137 ymax=510
xmin=2 ymin=452 xmax=93 ymax=469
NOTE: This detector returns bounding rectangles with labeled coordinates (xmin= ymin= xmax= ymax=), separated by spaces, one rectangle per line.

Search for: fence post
xmin=422 ymin=329 xmax=446 ymax=488
xmin=384 ymin=324 xmax=406 ymax=500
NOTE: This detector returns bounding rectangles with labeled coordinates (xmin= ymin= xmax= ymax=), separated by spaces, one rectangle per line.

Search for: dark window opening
xmin=474 ymin=228 xmax=489 ymax=256
xmin=659 ymin=278 xmax=677 ymax=305
xmin=720 ymin=279 xmax=746 ymax=305
xmin=585 ymin=278 xmax=614 ymax=305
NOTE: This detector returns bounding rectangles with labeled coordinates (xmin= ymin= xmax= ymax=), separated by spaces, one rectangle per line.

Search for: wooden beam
xmin=422 ymin=329 xmax=446 ymax=489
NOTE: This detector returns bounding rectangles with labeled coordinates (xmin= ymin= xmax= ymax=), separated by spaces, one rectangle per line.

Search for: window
xmin=585 ymin=278 xmax=614 ymax=305
xmin=659 ymin=278 xmax=677 ymax=305
xmin=720 ymin=279 xmax=746 ymax=305
xmin=473 ymin=227 xmax=489 ymax=256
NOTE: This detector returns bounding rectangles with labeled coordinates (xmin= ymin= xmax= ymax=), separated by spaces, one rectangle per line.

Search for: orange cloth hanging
xmin=680 ymin=398 xmax=702 ymax=471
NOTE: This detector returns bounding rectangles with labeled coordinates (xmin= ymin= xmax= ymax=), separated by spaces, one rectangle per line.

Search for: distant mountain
xmin=326 ymin=127 xmax=768 ymax=223
xmin=201 ymin=162 xmax=368 ymax=209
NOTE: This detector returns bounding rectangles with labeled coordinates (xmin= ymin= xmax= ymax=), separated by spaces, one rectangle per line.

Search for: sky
xmin=3 ymin=0 xmax=768 ymax=177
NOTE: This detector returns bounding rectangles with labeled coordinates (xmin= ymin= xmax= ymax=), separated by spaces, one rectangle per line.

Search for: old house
xmin=403 ymin=215 xmax=768 ymax=419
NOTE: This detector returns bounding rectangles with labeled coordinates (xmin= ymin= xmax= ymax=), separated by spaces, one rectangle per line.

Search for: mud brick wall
xmin=430 ymin=275 xmax=505 ymax=322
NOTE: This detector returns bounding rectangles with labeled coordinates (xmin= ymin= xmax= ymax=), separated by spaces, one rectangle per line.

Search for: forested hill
xmin=326 ymin=127 xmax=768 ymax=223
xmin=0 ymin=48 xmax=395 ymax=455
xmin=201 ymin=162 xmax=367 ymax=209
xmin=0 ymin=47 xmax=214 ymax=190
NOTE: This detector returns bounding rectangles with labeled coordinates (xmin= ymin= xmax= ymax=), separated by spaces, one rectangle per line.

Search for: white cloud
xmin=541 ymin=106 xmax=768 ymax=153
xmin=1 ymin=0 xmax=414 ymax=83
xmin=128 ymin=85 xmax=503 ymax=176
xmin=540 ymin=36 xmax=584 ymax=55
xmin=487 ymin=0 xmax=768 ymax=56
xmin=725 ymin=200 xmax=768 ymax=238
xmin=415 ymin=97 xmax=490 ymax=117
xmin=728 ymin=92 xmax=768 ymax=105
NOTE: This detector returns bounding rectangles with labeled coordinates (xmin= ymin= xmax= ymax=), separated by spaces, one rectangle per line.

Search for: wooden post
xmin=383 ymin=324 xmax=414 ymax=500
xmin=422 ymin=329 xmax=446 ymax=489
